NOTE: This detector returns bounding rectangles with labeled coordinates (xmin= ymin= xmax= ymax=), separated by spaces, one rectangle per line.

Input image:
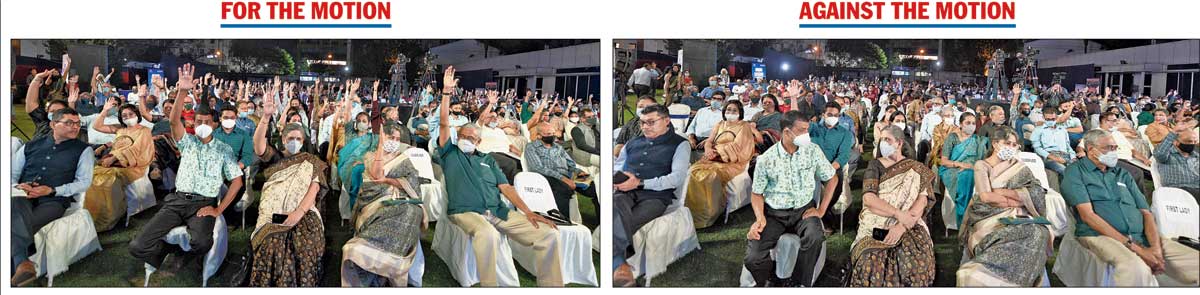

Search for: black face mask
xmin=1020 ymin=110 xmax=1030 ymax=116
xmin=1181 ymin=143 xmax=1196 ymax=154
xmin=541 ymin=136 xmax=556 ymax=144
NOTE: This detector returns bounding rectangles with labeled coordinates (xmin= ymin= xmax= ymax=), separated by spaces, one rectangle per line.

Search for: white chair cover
xmin=739 ymin=236 xmax=827 ymax=286
xmin=125 ymin=169 xmax=157 ymax=226
xmin=405 ymin=147 xmax=447 ymax=222
xmin=431 ymin=214 xmax=521 ymax=286
xmin=724 ymin=168 xmax=753 ymax=223
xmin=151 ymin=215 xmax=229 ymax=287
xmin=942 ymin=188 xmax=959 ymax=231
xmin=30 ymin=191 xmax=102 ymax=287
xmin=509 ymin=172 xmax=598 ymax=286
xmin=1017 ymin=152 xmax=1070 ymax=237
xmin=1149 ymin=161 xmax=1163 ymax=190
xmin=628 ymin=181 xmax=701 ymax=286
xmin=1053 ymin=229 xmax=1130 ymax=286
xmin=668 ymin=104 xmax=691 ymax=136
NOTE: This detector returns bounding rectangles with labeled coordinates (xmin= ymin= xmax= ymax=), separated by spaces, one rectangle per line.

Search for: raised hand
xmin=487 ymin=90 xmax=499 ymax=105
xmin=442 ymin=66 xmax=457 ymax=93
xmin=67 ymin=84 xmax=80 ymax=103
xmin=176 ymin=63 xmax=196 ymax=90
xmin=372 ymin=79 xmax=380 ymax=92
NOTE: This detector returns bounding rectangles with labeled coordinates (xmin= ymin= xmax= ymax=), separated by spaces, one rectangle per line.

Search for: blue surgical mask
xmin=710 ymin=100 xmax=721 ymax=109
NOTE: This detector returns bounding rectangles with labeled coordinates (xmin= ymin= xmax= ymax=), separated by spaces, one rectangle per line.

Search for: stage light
xmin=344 ymin=66 xmax=350 ymax=72
xmin=781 ymin=63 xmax=790 ymax=71
xmin=919 ymin=48 xmax=926 ymax=54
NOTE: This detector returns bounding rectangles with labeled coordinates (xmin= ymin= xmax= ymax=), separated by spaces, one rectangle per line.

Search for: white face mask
xmin=725 ymin=113 xmax=739 ymax=121
xmin=879 ymin=140 xmax=898 ymax=158
xmin=221 ymin=119 xmax=237 ymax=129
xmin=194 ymin=124 xmax=213 ymax=139
xmin=487 ymin=121 xmax=499 ymax=129
xmin=962 ymin=124 xmax=976 ymax=135
xmin=792 ymin=131 xmax=811 ymax=147
xmin=997 ymin=146 xmax=1018 ymax=161
xmin=1098 ymin=150 xmax=1120 ymax=167
xmin=383 ymin=140 xmax=403 ymax=153
xmin=893 ymin=122 xmax=906 ymax=130
xmin=123 ymin=118 xmax=139 ymax=127
xmin=458 ymin=139 xmax=477 ymax=154
xmin=285 ymin=139 xmax=303 ymax=154
xmin=569 ymin=117 xmax=579 ymax=123
xmin=824 ymin=116 xmax=839 ymax=127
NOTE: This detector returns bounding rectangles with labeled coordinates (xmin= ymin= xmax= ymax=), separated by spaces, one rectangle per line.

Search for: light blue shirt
xmin=615 ymin=141 xmax=690 ymax=191
xmin=1031 ymin=123 xmax=1076 ymax=159
xmin=11 ymin=144 xmax=95 ymax=198
xmin=686 ymin=106 xmax=723 ymax=138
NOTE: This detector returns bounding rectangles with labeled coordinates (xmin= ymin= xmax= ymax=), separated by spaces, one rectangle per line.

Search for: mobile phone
xmin=272 ymin=213 xmax=288 ymax=224
xmin=613 ymin=172 xmax=630 ymax=184
xmin=872 ymin=228 xmax=890 ymax=241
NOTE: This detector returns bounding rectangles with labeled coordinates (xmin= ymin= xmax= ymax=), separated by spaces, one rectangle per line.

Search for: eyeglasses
xmin=640 ymin=118 xmax=663 ymax=127
xmin=1095 ymin=144 xmax=1119 ymax=152
xmin=56 ymin=120 xmax=82 ymax=127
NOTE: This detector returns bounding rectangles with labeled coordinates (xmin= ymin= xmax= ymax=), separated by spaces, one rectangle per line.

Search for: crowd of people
xmin=614 ymin=62 xmax=1200 ymax=287
xmin=10 ymin=53 xmax=600 ymax=287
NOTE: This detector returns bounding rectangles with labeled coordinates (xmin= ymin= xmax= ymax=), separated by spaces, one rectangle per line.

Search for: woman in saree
xmin=685 ymin=100 xmax=760 ymax=228
xmin=341 ymin=122 xmax=427 ymax=286
xmin=87 ymin=101 xmax=155 ymax=231
xmin=939 ymin=112 xmax=989 ymax=227
xmin=250 ymin=118 xmax=329 ymax=286
xmin=957 ymin=127 xmax=1052 ymax=286
xmin=928 ymin=106 xmax=958 ymax=169
xmin=337 ymin=123 xmax=380 ymax=221
xmin=749 ymin=94 xmax=782 ymax=134
xmin=849 ymin=125 xmax=937 ymax=287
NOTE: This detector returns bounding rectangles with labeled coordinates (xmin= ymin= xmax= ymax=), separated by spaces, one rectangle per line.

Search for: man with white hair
xmin=434 ymin=67 xmax=562 ymax=286
xmin=1062 ymin=129 xmax=1199 ymax=286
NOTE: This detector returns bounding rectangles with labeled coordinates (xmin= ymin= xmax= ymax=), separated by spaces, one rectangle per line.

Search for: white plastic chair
xmin=28 ymin=191 xmax=102 ymax=287
xmin=668 ymin=104 xmax=691 ymax=137
xmin=144 ymin=215 xmax=229 ymax=287
xmin=404 ymin=147 xmax=448 ymax=222
xmin=508 ymin=172 xmax=598 ymax=286
xmin=627 ymin=178 xmax=701 ymax=286
xmin=1151 ymin=187 xmax=1200 ymax=241
xmin=1150 ymin=187 xmax=1200 ymax=286
xmin=1149 ymin=161 xmax=1163 ymax=190
xmin=1017 ymin=152 xmax=1070 ymax=237
xmin=520 ymin=151 xmax=583 ymax=221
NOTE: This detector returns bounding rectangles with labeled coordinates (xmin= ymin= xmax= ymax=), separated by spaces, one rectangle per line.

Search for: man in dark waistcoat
xmin=11 ymin=108 xmax=95 ymax=286
xmin=611 ymin=104 xmax=690 ymax=287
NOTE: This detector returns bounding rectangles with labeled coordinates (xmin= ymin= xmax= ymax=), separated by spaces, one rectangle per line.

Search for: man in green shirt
xmin=435 ymin=66 xmax=563 ymax=287
xmin=1062 ymin=129 xmax=1198 ymax=286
